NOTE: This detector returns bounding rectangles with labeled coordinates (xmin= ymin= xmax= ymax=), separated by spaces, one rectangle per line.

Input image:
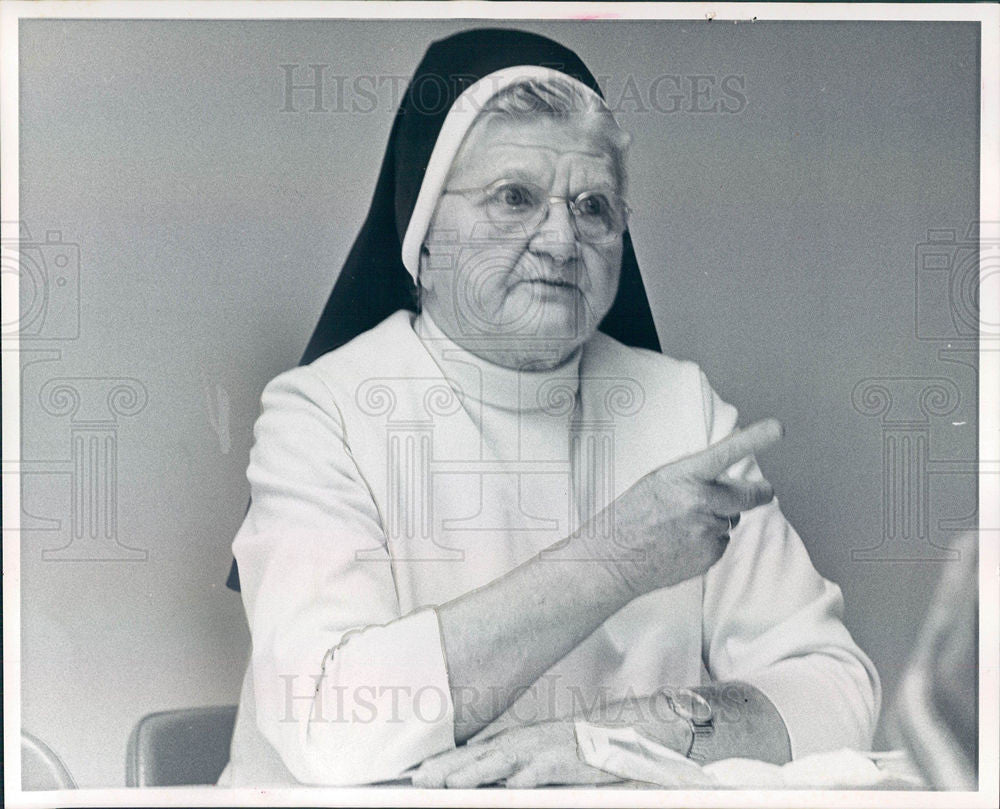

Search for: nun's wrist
xmin=532 ymin=537 xmax=637 ymax=611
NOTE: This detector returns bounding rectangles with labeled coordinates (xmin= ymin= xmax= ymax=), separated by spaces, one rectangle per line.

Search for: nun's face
xmin=420 ymin=113 xmax=624 ymax=369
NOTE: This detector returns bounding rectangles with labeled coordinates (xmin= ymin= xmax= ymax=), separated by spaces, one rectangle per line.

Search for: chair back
xmin=125 ymin=705 xmax=238 ymax=786
xmin=22 ymin=731 xmax=77 ymax=790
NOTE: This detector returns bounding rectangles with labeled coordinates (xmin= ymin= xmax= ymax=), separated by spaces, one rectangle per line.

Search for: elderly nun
xmin=219 ymin=28 xmax=880 ymax=788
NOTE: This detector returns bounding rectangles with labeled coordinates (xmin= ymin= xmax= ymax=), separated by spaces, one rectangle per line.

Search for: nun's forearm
xmin=436 ymin=550 xmax=633 ymax=743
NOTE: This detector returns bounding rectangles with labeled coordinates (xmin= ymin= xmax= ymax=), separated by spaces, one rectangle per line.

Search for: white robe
xmin=219 ymin=309 xmax=880 ymax=786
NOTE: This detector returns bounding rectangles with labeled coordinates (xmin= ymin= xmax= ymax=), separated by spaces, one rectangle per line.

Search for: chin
xmin=528 ymin=317 xmax=593 ymax=354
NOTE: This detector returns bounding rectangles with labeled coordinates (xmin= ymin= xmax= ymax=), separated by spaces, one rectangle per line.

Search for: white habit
xmin=220 ymin=309 xmax=880 ymax=786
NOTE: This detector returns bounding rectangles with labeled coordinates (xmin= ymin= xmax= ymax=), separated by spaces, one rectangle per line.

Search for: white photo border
xmin=2 ymin=2 xmax=997 ymax=808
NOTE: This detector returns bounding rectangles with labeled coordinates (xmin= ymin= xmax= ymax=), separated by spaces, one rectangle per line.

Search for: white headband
xmin=399 ymin=65 xmax=608 ymax=279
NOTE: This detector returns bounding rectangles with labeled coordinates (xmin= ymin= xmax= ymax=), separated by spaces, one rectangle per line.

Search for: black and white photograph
xmin=2 ymin=2 xmax=997 ymax=806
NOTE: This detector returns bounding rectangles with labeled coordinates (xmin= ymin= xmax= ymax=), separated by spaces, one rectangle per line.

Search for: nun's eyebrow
xmin=450 ymin=140 xmax=617 ymax=189
xmin=489 ymin=141 xmax=609 ymax=160
xmin=472 ymin=144 xmax=616 ymax=180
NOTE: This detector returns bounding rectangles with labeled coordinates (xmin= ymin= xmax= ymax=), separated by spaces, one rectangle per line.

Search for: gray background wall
xmin=17 ymin=19 xmax=979 ymax=787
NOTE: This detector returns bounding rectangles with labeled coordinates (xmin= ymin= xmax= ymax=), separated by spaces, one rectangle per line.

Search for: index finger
xmin=678 ymin=418 xmax=784 ymax=480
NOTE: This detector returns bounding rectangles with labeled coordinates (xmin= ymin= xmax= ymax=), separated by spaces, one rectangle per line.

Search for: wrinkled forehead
xmin=448 ymin=113 xmax=620 ymax=190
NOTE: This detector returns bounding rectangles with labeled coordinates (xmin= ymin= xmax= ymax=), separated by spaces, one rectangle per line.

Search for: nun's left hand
xmin=411 ymin=721 xmax=619 ymax=788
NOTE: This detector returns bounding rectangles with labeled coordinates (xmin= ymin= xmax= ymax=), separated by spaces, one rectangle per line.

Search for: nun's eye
xmin=575 ymin=193 xmax=607 ymax=218
xmin=490 ymin=183 xmax=537 ymax=211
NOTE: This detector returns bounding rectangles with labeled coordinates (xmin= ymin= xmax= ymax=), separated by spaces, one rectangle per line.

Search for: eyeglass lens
xmin=482 ymin=181 xmax=627 ymax=243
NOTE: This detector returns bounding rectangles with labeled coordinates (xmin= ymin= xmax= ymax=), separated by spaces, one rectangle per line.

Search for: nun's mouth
xmin=526 ymin=277 xmax=577 ymax=289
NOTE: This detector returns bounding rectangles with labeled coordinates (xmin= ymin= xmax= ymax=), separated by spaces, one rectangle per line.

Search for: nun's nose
xmin=529 ymin=200 xmax=578 ymax=265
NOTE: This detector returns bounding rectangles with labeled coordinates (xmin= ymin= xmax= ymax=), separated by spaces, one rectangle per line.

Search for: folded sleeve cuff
xmin=266 ymin=608 xmax=456 ymax=785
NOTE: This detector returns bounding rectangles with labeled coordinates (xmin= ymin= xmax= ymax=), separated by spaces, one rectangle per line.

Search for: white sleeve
xmin=233 ymin=366 xmax=456 ymax=785
xmin=699 ymin=373 xmax=881 ymax=758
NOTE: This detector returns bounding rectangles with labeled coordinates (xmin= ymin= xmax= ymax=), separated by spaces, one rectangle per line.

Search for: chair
xmin=21 ymin=731 xmax=77 ymax=790
xmin=125 ymin=705 xmax=238 ymax=787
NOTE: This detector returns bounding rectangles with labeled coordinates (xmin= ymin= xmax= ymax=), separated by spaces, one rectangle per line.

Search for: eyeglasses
xmin=442 ymin=179 xmax=630 ymax=245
